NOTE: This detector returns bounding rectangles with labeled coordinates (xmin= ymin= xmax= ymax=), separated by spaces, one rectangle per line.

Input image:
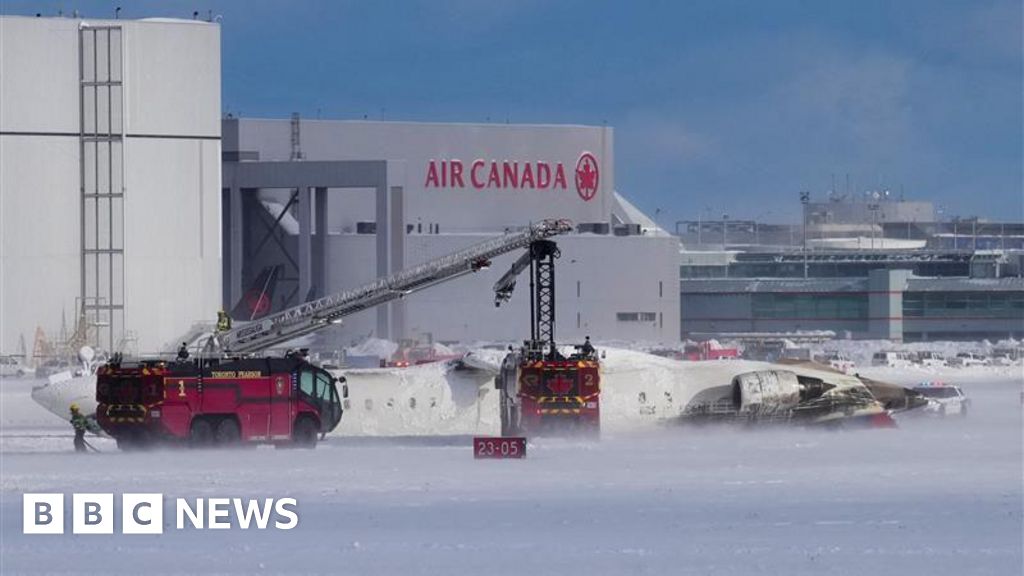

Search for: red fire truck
xmin=493 ymin=239 xmax=602 ymax=436
xmin=497 ymin=347 xmax=601 ymax=435
xmin=96 ymin=354 xmax=345 ymax=449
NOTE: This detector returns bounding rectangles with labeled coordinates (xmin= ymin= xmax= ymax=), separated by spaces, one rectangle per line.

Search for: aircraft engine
xmin=731 ymin=371 xmax=802 ymax=415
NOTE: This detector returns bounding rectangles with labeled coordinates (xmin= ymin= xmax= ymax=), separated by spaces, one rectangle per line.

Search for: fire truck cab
xmin=96 ymin=354 xmax=345 ymax=449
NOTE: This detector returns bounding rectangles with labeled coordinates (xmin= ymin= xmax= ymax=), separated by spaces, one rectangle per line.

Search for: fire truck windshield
xmin=298 ymin=367 xmax=343 ymax=433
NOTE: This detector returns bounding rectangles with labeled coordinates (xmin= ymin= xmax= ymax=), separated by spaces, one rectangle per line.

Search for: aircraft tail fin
xmin=229 ymin=265 xmax=281 ymax=321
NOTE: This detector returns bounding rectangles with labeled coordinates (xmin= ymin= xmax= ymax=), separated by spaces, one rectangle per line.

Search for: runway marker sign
xmin=473 ymin=436 xmax=527 ymax=459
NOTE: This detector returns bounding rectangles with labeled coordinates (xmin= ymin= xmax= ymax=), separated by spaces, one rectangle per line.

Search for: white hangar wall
xmin=0 ymin=16 xmax=221 ymax=355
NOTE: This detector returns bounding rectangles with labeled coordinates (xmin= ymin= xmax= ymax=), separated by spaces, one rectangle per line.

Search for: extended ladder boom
xmin=218 ymin=219 xmax=573 ymax=354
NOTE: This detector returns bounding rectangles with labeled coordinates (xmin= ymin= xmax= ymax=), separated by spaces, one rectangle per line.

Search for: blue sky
xmin=5 ymin=0 xmax=1021 ymax=225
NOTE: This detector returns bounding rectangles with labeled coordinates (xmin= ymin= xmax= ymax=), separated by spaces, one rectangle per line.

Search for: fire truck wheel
xmin=293 ymin=416 xmax=318 ymax=448
xmin=190 ymin=419 xmax=215 ymax=447
xmin=215 ymin=418 xmax=241 ymax=446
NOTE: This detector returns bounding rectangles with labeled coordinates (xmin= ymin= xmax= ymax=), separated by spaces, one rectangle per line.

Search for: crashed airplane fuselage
xmin=29 ymin=348 xmax=926 ymax=436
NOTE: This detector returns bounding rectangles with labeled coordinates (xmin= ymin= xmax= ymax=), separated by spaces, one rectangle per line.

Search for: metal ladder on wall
xmin=79 ymin=24 xmax=125 ymax=352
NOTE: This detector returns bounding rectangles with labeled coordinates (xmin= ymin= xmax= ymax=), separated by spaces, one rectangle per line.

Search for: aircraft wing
xmin=30 ymin=372 xmax=103 ymax=433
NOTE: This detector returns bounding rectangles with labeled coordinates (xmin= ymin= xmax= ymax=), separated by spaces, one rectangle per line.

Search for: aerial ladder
xmin=213 ymin=219 xmax=574 ymax=356
xmin=492 ymin=236 xmax=601 ymax=437
xmin=91 ymin=219 xmax=573 ymax=450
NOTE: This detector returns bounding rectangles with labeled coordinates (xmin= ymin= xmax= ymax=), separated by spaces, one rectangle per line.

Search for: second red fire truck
xmin=492 ymin=239 xmax=602 ymax=436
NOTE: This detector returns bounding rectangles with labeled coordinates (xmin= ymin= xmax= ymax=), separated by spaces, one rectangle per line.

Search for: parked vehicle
xmin=914 ymin=351 xmax=948 ymax=368
xmin=912 ymin=382 xmax=970 ymax=417
xmin=0 ymin=355 xmax=29 ymax=377
xmin=815 ymin=352 xmax=855 ymax=374
xmin=991 ymin=347 xmax=1023 ymax=366
xmin=871 ymin=351 xmax=915 ymax=368
xmin=683 ymin=340 xmax=740 ymax=361
xmin=780 ymin=347 xmax=813 ymax=362
xmin=951 ymin=352 xmax=991 ymax=368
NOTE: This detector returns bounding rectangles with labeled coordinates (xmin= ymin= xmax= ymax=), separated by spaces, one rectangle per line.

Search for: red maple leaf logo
xmin=547 ymin=374 xmax=575 ymax=395
xmin=575 ymin=152 xmax=599 ymax=202
xmin=246 ymin=293 xmax=271 ymax=317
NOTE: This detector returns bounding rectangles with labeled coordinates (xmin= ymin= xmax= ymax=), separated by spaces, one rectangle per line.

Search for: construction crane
xmin=492 ymin=234 xmax=601 ymax=437
xmin=215 ymin=219 xmax=574 ymax=355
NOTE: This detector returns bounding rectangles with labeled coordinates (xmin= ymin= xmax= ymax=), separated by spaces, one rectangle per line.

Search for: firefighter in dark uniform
xmin=69 ymin=403 xmax=88 ymax=453
xmin=581 ymin=336 xmax=595 ymax=358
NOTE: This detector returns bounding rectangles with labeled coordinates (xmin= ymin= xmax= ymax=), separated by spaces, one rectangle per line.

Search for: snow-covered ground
xmin=1 ymin=367 xmax=1021 ymax=575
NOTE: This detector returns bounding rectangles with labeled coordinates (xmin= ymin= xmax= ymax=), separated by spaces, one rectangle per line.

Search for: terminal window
xmin=903 ymin=291 xmax=1024 ymax=318
xmin=617 ymin=312 xmax=657 ymax=322
xmin=752 ymin=294 xmax=868 ymax=320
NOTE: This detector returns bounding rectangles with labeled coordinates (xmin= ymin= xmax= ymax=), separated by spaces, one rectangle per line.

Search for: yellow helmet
xmin=69 ymin=403 xmax=80 ymax=413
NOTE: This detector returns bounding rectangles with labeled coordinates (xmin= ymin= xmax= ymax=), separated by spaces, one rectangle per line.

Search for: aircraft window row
xmin=361 ymin=397 xmax=438 ymax=412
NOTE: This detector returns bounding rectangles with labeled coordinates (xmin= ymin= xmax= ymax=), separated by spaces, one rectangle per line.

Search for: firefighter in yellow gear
xmin=69 ymin=403 xmax=88 ymax=452
xmin=216 ymin=309 xmax=232 ymax=333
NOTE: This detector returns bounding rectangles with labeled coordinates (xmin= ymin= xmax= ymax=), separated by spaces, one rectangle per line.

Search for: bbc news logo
xmin=23 ymin=493 xmax=299 ymax=534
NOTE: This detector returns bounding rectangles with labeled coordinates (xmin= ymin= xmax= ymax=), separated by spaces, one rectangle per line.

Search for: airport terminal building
xmin=679 ymin=199 xmax=1024 ymax=342
xmin=222 ymin=118 xmax=680 ymax=346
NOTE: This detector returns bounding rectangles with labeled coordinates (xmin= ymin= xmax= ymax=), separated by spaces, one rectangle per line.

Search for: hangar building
xmin=0 ymin=16 xmax=221 ymax=355
xmin=222 ymin=118 xmax=679 ymax=346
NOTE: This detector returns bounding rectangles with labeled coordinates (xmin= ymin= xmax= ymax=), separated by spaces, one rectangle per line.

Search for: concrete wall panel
xmin=0 ymin=135 xmax=80 ymax=351
xmin=125 ymin=21 xmax=220 ymax=137
xmin=124 ymin=137 xmax=220 ymax=352
xmin=0 ymin=17 xmax=80 ymax=134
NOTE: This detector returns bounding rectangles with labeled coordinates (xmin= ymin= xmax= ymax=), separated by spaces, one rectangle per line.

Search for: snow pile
xmin=345 ymin=338 xmax=399 ymax=359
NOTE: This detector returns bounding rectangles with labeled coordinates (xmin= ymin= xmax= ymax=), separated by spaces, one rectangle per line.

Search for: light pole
xmin=868 ymin=203 xmax=880 ymax=249
xmin=800 ymin=191 xmax=810 ymax=278
xmin=722 ymin=213 xmax=729 ymax=248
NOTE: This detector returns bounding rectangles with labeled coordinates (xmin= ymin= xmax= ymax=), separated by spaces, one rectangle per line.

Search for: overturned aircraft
xmin=31 ymin=347 xmax=927 ymax=437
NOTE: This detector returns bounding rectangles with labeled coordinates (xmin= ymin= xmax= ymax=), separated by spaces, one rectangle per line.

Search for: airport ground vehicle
xmin=914 ymin=351 xmax=948 ymax=368
xmin=815 ymin=352 xmax=855 ymax=374
xmin=952 ymin=352 xmax=991 ymax=368
xmin=684 ymin=340 xmax=740 ymax=361
xmin=94 ymin=220 xmax=573 ymax=449
xmin=388 ymin=341 xmax=461 ymax=368
xmin=991 ymin=347 xmax=1023 ymax=366
xmin=493 ymin=239 xmax=601 ymax=436
xmin=0 ymin=355 xmax=29 ymax=377
xmin=96 ymin=353 xmax=344 ymax=448
xmin=912 ymin=382 xmax=970 ymax=417
xmin=871 ymin=351 xmax=915 ymax=368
